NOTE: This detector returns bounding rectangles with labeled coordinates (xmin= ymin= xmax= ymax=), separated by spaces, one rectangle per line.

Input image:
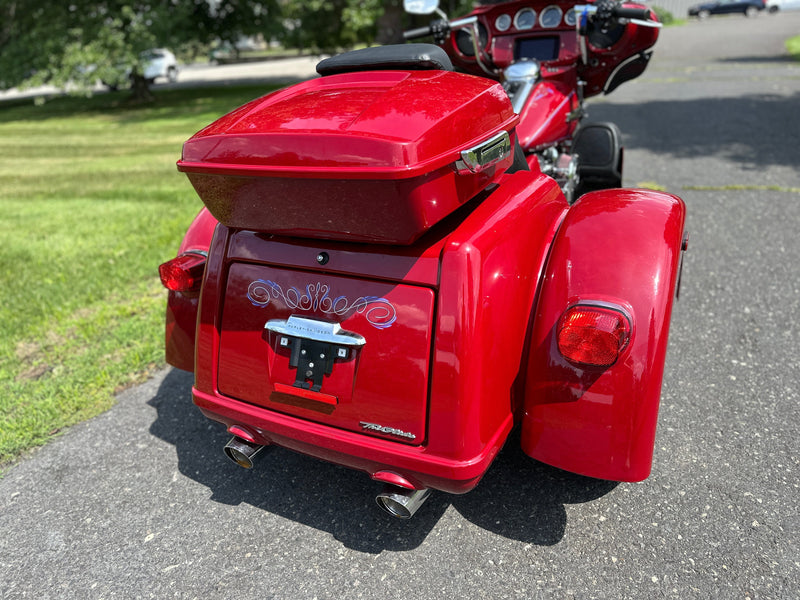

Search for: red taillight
xmin=557 ymin=305 xmax=631 ymax=367
xmin=158 ymin=253 xmax=206 ymax=292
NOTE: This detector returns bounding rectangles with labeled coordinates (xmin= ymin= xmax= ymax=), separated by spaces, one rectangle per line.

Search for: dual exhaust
xmin=223 ymin=436 xmax=266 ymax=469
xmin=223 ymin=436 xmax=431 ymax=518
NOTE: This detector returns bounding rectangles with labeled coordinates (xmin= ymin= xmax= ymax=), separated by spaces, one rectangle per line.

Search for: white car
xmin=141 ymin=48 xmax=178 ymax=83
xmin=766 ymin=0 xmax=800 ymax=11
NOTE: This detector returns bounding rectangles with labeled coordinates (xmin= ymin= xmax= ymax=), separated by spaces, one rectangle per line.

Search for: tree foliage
xmin=0 ymin=0 xmax=478 ymax=99
xmin=280 ymin=0 xmax=385 ymax=54
xmin=0 ymin=0 xmax=281 ymax=98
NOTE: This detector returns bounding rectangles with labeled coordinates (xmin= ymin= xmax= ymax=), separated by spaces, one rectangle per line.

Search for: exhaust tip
xmin=223 ymin=436 xmax=265 ymax=469
xmin=376 ymin=486 xmax=431 ymax=519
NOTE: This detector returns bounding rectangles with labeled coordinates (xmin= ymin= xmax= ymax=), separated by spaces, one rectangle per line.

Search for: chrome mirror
xmin=404 ymin=0 xmax=440 ymax=15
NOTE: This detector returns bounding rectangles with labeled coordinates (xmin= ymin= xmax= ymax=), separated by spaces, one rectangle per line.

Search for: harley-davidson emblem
xmin=247 ymin=279 xmax=396 ymax=330
xmin=359 ymin=422 xmax=416 ymax=440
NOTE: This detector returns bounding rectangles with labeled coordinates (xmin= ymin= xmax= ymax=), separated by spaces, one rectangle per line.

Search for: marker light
xmin=557 ymin=305 xmax=631 ymax=367
xmin=158 ymin=253 xmax=206 ymax=292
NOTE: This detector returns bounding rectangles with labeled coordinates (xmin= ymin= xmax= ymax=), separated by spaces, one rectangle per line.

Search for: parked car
xmin=766 ymin=0 xmax=800 ymax=12
xmin=688 ymin=0 xmax=765 ymax=17
xmin=141 ymin=48 xmax=178 ymax=83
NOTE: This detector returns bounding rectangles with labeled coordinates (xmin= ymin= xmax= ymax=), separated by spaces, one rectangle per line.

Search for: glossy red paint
xmin=164 ymin=208 xmax=218 ymax=372
xmin=515 ymin=79 xmax=579 ymax=151
xmin=161 ymin=19 xmax=687 ymax=502
xmin=217 ymin=264 xmax=436 ymax=444
xmin=178 ymin=70 xmax=518 ymax=244
xmin=191 ymin=170 xmax=568 ymax=493
xmin=521 ymin=188 xmax=686 ymax=481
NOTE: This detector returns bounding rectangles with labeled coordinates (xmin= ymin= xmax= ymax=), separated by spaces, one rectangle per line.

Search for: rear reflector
xmin=557 ymin=305 xmax=631 ymax=367
xmin=158 ymin=253 xmax=206 ymax=292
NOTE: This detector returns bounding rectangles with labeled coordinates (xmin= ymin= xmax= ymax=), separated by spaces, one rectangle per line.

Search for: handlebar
xmin=404 ymin=25 xmax=435 ymax=40
xmin=573 ymin=3 xmax=661 ymax=27
xmin=612 ymin=6 xmax=653 ymax=20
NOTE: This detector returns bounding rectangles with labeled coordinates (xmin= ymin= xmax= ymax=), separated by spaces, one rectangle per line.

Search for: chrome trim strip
xmin=265 ymin=315 xmax=366 ymax=347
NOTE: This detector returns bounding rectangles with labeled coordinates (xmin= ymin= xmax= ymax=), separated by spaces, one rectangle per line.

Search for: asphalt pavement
xmin=1 ymin=14 xmax=798 ymax=600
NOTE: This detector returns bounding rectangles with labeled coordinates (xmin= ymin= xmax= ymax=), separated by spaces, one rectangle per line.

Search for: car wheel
xmin=698 ymin=9 xmax=711 ymax=18
xmin=768 ymin=5 xmax=779 ymax=12
xmin=745 ymin=6 xmax=758 ymax=16
xmin=166 ymin=66 xmax=178 ymax=83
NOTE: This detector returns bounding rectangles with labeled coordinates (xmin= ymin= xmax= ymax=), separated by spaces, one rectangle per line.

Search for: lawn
xmin=787 ymin=35 xmax=800 ymax=61
xmin=0 ymin=84 xmax=280 ymax=470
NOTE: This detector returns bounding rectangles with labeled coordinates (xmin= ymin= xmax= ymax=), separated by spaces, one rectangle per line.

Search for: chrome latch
xmin=456 ymin=131 xmax=512 ymax=174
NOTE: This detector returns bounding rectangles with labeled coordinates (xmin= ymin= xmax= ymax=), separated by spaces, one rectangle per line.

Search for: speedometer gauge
xmin=539 ymin=6 xmax=563 ymax=28
xmin=495 ymin=14 xmax=512 ymax=32
xmin=564 ymin=8 xmax=577 ymax=26
xmin=514 ymin=8 xmax=537 ymax=30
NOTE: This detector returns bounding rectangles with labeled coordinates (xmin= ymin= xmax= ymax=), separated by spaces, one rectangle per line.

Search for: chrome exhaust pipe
xmin=223 ymin=436 xmax=265 ymax=469
xmin=376 ymin=485 xmax=431 ymax=519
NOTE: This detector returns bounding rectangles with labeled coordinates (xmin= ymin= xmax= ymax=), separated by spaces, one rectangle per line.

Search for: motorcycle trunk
xmin=179 ymin=68 xmax=569 ymax=493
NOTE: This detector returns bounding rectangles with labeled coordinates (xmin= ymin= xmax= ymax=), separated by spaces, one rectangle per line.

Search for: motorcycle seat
xmin=316 ymin=43 xmax=454 ymax=76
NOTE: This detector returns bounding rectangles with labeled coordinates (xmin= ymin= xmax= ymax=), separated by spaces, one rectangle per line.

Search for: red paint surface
xmin=191 ymin=171 xmax=570 ymax=493
xmin=163 ymin=35 xmax=688 ymax=493
xmin=521 ymin=189 xmax=686 ymax=481
xmin=177 ymin=70 xmax=518 ymax=244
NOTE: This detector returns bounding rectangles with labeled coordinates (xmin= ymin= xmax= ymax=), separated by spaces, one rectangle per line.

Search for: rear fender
xmin=521 ymin=189 xmax=686 ymax=481
xmin=165 ymin=207 xmax=219 ymax=372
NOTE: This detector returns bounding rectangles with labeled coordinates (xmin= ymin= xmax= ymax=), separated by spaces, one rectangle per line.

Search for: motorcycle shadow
xmin=148 ymin=368 xmax=616 ymax=553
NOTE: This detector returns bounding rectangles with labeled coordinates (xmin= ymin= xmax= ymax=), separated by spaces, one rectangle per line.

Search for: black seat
xmin=316 ymin=44 xmax=454 ymax=76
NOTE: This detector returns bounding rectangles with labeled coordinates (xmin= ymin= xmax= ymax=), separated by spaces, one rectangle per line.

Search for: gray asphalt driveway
xmin=1 ymin=14 xmax=798 ymax=600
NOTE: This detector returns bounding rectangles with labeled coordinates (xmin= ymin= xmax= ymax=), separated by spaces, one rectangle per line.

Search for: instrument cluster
xmin=492 ymin=5 xmax=578 ymax=33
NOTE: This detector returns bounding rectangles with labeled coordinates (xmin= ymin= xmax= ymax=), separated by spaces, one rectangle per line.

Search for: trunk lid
xmin=217 ymin=262 xmax=435 ymax=444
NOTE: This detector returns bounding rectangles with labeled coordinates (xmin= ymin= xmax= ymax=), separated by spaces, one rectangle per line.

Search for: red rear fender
xmin=521 ymin=188 xmax=686 ymax=481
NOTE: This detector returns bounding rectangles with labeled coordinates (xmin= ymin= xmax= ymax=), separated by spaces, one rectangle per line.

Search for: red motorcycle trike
xmin=159 ymin=0 xmax=687 ymax=518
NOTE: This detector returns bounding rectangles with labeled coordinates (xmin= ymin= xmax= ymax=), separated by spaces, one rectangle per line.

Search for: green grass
xmin=0 ymin=84 xmax=281 ymax=470
xmin=787 ymin=35 xmax=800 ymax=61
xmin=651 ymin=5 xmax=687 ymax=26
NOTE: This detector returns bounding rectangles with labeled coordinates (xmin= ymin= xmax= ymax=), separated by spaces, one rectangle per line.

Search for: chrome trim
xmin=264 ymin=315 xmax=366 ymax=347
xmin=455 ymin=130 xmax=511 ymax=174
xmin=182 ymin=249 xmax=209 ymax=258
xmin=360 ymin=422 xmax=416 ymax=440
xmin=376 ymin=486 xmax=431 ymax=519
xmin=503 ymin=60 xmax=541 ymax=115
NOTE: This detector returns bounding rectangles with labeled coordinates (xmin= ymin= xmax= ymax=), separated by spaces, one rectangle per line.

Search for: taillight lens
xmin=557 ymin=305 xmax=631 ymax=367
xmin=158 ymin=253 xmax=206 ymax=292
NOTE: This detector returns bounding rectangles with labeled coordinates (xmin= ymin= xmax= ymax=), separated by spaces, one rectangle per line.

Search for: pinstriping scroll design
xmin=246 ymin=279 xmax=397 ymax=330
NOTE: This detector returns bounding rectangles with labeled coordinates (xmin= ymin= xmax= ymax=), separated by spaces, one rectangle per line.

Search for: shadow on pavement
xmin=587 ymin=91 xmax=800 ymax=172
xmin=148 ymin=368 xmax=616 ymax=553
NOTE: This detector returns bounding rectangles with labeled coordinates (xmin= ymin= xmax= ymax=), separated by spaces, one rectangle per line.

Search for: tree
xmin=0 ymin=0 xmax=279 ymax=101
xmin=0 ymin=0 xmax=475 ymax=102
xmin=280 ymin=0 xmax=385 ymax=54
